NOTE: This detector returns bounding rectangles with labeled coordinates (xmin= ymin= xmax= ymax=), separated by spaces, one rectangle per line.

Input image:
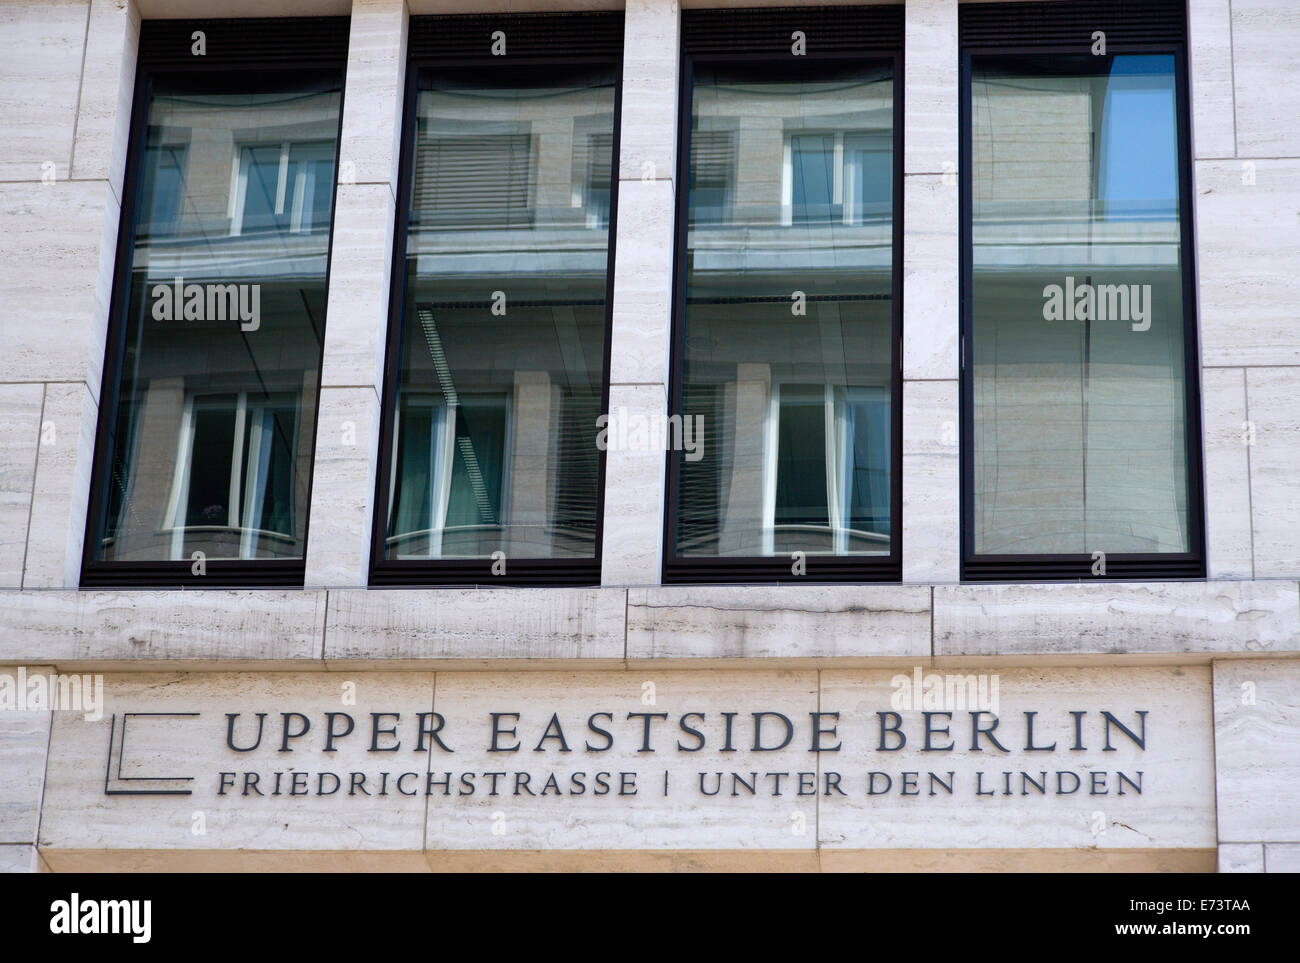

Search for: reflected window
xmin=84 ymin=55 xmax=344 ymax=582
xmin=768 ymin=385 xmax=891 ymax=555
xmin=964 ymin=50 xmax=1202 ymax=577
xmin=389 ymin=389 xmax=509 ymax=558
xmin=785 ymin=131 xmax=891 ymax=225
xmin=668 ymin=57 xmax=899 ymax=579
xmin=233 ymin=141 xmax=336 ymax=235
xmin=166 ymin=391 xmax=300 ymax=558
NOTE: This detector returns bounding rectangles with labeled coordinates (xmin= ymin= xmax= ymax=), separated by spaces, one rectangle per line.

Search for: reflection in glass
xmin=676 ymin=64 xmax=894 ymax=558
xmin=970 ymin=55 xmax=1190 ymax=555
xmin=95 ymin=76 xmax=342 ymax=562
xmin=385 ymin=73 xmax=616 ymax=560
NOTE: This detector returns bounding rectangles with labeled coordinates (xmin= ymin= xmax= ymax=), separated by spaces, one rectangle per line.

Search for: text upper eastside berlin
xmin=189 ymin=706 xmax=1150 ymax=801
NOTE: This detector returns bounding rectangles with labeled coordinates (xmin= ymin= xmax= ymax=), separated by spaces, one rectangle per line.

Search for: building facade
xmin=0 ymin=0 xmax=1296 ymax=872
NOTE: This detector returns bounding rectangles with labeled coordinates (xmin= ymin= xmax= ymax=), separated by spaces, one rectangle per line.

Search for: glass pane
xmin=791 ymin=134 xmax=836 ymax=223
xmin=676 ymin=63 xmax=894 ymax=558
xmin=288 ymin=143 xmax=336 ymax=234
xmin=92 ymin=75 xmax=341 ymax=562
xmin=386 ymin=71 xmax=616 ymax=560
xmin=970 ymin=54 xmax=1190 ymax=555
xmin=844 ymin=133 xmax=891 ymax=224
xmin=840 ymin=385 xmax=891 ymax=538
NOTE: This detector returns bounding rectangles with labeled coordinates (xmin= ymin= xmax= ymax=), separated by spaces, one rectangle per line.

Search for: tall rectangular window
xmin=960 ymin=0 xmax=1204 ymax=579
xmin=82 ymin=19 xmax=348 ymax=586
xmin=372 ymin=13 xmax=624 ymax=586
xmin=665 ymin=8 xmax=903 ymax=583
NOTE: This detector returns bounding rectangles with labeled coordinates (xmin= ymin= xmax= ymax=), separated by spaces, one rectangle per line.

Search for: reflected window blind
xmin=676 ymin=383 xmax=723 ymax=551
xmin=691 ymin=129 xmax=735 ymax=190
xmin=585 ymin=132 xmax=612 ymax=224
xmin=413 ymin=132 xmax=533 ymax=227
xmin=689 ymin=129 xmax=736 ymax=225
xmin=553 ymin=388 xmax=601 ymax=538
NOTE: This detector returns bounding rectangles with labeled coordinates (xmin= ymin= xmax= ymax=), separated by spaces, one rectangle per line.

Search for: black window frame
xmin=958 ymin=0 xmax=1206 ymax=582
xmin=80 ymin=17 xmax=350 ymax=588
xmin=662 ymin=6 xmax=905 ymax=585
xmin=369 ymin=12 xmax=625 ymax=587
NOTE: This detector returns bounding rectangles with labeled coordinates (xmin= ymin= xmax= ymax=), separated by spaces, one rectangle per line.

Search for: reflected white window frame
xmin=780 ymin=131 xmax=842 ymax=226
xmin=386 ymin=392 xmax=514 ymax=560
xmin=760 ymin=383 xmax=891 ymax=556
xmin=228 ymin=140 xmax=335 ymax=236
xmin=163 ymin=390 xmax=300 ymax=559
xmin=780 ymin=130 xmax=890 ymax=227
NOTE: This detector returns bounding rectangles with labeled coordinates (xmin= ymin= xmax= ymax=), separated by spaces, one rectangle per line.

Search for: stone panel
xmin=325 ymin=588 xmax=626 ymax=663
xmin=39 ymin=672 xmax=435 ymax=853
xmin=1213 ymin=659 xmax=1300 ymax=844
xmin=627 ymin=586 xmax=930 ymax=660
xmin=935 ymin=582 xmax=1299 ymax=657
xmin=819 ymin=666 xmax=1216 ymax=851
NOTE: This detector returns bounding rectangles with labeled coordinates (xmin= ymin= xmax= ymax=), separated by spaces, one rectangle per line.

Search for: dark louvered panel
xmin=683 ymin=6 xmax=903 ymax=56
xmin=138 ymin=18 xmax=350 ymax=69
xmin=961 ymin=0 xmax=1185 ymax=48
xmin=662 ymin=559 xmax=903 ymax=584
xmin=371 ymin=558 xmax=601 ymax=587
xmin=675 ymin=382 xmax=723 ymax=554
xmin=963 ymin=557 xmax=1204 ymax=581
xmin=409 ymin=12 xmax=625 ymax=62
xmin=552 ymin=386 xmax=602 ymax=546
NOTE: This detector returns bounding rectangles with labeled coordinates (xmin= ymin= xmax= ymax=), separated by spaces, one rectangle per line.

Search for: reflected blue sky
xmin=1099 ymin=55 xmax=1178 ymax=214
